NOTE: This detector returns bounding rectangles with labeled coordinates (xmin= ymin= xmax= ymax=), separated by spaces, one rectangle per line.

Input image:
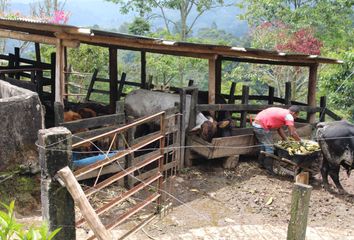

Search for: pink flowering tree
xmin=50 ymin=10 xmax=69 ymax=24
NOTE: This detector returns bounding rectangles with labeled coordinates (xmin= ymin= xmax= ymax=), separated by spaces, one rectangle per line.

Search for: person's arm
xmin=277 ymin=127 xmax=287 ymax=140
xmin=288 ymin=125 xmax=301 ymax=141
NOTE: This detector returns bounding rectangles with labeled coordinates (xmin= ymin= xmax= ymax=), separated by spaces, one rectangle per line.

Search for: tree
xmin=30 ymin=0 xmax=69 ymax=24
xmin=128 ymin=17 xmax=150 ymax=35
xmin=237 ymin=0 xmax=353 ymax=117
xmin=106 ymin=0 xmax=226 ymax=40
xmin=237 ymin=0 xmax=354 ymax=49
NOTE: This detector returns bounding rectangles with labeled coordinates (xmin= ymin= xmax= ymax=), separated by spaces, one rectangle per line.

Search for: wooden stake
xmin=287 ymin=183 xmax=312 ymax=240
xmin=295 ymin=172 xmax=309 ymax=185
xmin=57 ymin=166 xmax=112 ymax=240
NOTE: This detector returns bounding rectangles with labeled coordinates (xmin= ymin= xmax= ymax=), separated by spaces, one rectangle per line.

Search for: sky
xmin=8 ymin=0 xmax=247 ymax=37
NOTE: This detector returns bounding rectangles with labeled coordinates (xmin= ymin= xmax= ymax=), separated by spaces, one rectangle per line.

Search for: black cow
xmin=316 ymin=120 xmax=354 ymax=194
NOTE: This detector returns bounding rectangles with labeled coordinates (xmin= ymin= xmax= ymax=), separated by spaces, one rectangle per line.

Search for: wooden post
xmin=268 ymin=86 xmax=274 ymax=105
xmin=14 ymin=47 xmax=20 ymax=79
xmin=319 ymin=96 xmax=326 ymax=122
xmin=287 ymin=183 xmax=312 ymax=240
xmin=55 ymin=39 xmax=65 ymax=104
xmin=38 ymin=127 xmax=75 ymax=240
xmin=54 ymin=102 xmax=64 ymax=126
xmin=240 ymin=85 xmax=249 ymax=128
xmin=285 ymin=82 xmax=292 ymax=105
xmin=8 ymin=53 xmax=15 ymax=78
xmin=179 ymin=89 xmax=187 ymax=168
xmin=117 ymin=72 xmax=127 ymax=101
xmin=307 ymin=64 xmax=318 ymax=123
xmin=50 ymin=52 xmax=56 ymax=104
xmin=85 ymin=69 xmax=99 ymax=102
xmin=147 ymin=75 xmax=153 ymax=90
xmin=35 ymin=43 xmax=41 ymax=63
xmin=228 ymin=82 xmax=236 ymax=104
xmin=64 ymin=47 xmax=68 ymax=101
xmin=141 ymin=51 xmax=146 ymax=89
xmin=109 ymin=47 xmax=118 ymax=113
xmin=208 ymin=55 xmax=221 ymax=104
xmin=184 ymin=87 xmax=198 ymax=167
xmin=295 ymin=172 xmax=309 ymax=185
xmin=57 ymin=167 xmax=112 ymax=240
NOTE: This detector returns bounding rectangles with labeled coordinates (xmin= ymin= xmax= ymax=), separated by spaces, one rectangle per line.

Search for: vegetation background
xmin=0 ymin=0 xmax=353 ymax=120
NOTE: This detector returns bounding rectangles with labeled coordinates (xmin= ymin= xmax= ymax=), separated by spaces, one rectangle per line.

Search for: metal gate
xmin=58 ymin=108 xmax=181 ymax=239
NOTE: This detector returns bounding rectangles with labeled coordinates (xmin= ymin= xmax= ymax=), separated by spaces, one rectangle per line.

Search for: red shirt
xmin=255 ymin=107 xmax=294 ymax=130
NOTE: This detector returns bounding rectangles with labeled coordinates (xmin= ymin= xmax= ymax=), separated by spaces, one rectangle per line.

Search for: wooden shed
xmin=0 ymin=18 xmax=343 ymax=125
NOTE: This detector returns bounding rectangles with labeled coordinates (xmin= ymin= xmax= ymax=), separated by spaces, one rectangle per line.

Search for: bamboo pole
xmin=57 ymin=166 xmax=112 ymax=240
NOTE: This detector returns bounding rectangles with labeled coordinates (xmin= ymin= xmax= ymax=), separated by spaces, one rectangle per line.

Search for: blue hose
xmin=72 ymin=151 xmax=117 ymax=167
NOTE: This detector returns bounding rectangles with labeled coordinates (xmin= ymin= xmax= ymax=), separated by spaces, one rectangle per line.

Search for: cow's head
xmin=200 ymin=119 xmax=217 ymax=142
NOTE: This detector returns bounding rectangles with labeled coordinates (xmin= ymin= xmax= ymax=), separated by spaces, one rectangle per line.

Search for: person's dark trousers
xmin=253 ymin=126 xmax=274 ymax=173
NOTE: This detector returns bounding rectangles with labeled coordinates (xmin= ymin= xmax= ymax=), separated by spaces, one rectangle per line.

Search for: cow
xmin=192 ymin=112 xmax=235 ymax=142
xmin=316 ymin=120 xmax=354 ymax=194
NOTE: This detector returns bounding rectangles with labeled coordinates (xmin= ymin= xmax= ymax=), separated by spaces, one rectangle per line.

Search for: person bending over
xmin=252 ymin=105 xmax=301 ymax=174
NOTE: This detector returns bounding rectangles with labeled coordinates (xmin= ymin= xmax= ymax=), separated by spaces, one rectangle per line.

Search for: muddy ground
xmin=12 ymin=156 xmax=354 ymax=239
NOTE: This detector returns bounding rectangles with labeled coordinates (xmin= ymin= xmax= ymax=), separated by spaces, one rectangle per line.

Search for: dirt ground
xmin=15 ymin=156 xmax=354 ymax=239
xmin=122 ymin=157 xmax=354 ymax=239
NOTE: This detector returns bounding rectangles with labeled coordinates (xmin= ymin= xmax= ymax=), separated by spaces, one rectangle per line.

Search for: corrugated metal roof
xmin=0 ymin=18 xmax=342 ymax=65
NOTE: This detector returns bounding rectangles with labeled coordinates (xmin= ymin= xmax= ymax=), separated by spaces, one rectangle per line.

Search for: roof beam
xmin=0 ymin=29 xmax=79 ymax=48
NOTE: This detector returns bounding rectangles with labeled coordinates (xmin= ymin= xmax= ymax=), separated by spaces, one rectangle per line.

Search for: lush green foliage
xmin=237 ymin=0 xmax=354 ymax=118
xmin=0 ymin=201 xmax=61 ymax=240
xmin=106 ymin=0 xmax=225 ymax=40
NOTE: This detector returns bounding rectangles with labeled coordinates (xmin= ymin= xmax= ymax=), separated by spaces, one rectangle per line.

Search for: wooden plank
xmin=197 ymin=104 xmax=321 ymax=113
xmin=0 ymin=29 xmax=79 ymax=48
xmin=91 ymin=89 xmax=110 ymax=94
xmin=221 ymin=56 xmax=313 ymax=67
xmin=57 ymin=166 xmax=112 ymax=240
xmin=324 ymin=108 xmax=342 ymax=121
xmin=59 ymin=113 xmax=125 ymax=131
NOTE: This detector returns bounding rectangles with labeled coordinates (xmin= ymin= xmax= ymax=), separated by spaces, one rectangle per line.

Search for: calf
xmin=316 ymin=120 xmax=354 ymax=194
xmin=193 ymin=113 xmax=235 ymax=142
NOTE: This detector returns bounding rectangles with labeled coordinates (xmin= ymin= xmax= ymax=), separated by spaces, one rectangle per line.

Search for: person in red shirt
xmin=253 ymin=106 xmax=301 ymax=174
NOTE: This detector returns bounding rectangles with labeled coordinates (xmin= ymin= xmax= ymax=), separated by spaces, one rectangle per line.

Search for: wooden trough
xmin=188 ymin=123 xmax=315 ymax=169
xmin=189 ymin=128 xmax=260 ymax=168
